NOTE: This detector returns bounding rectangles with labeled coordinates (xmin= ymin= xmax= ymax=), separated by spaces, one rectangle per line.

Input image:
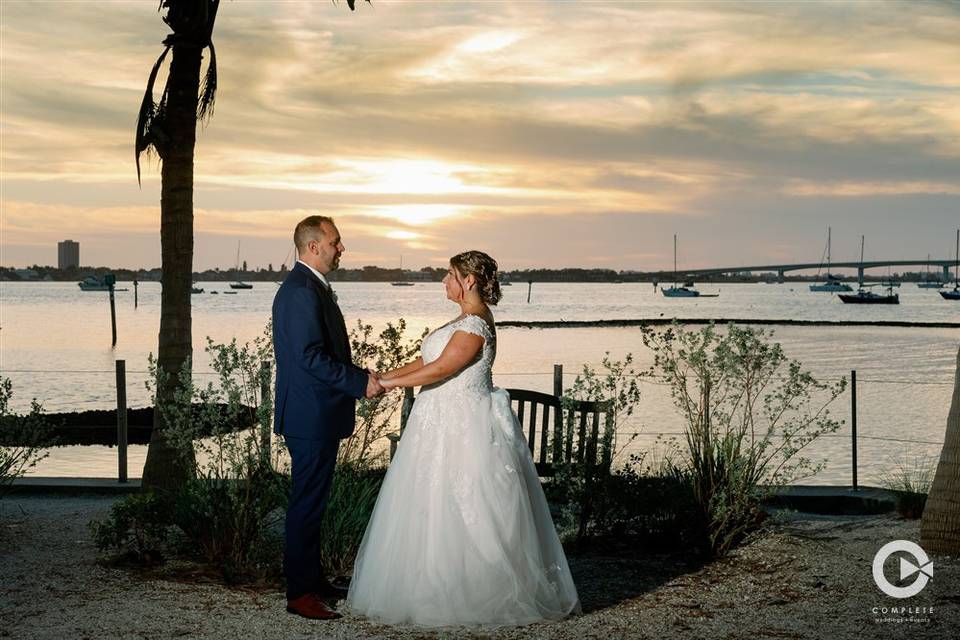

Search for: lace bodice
xmin=419 ymin=314 xmax=496 ymax=395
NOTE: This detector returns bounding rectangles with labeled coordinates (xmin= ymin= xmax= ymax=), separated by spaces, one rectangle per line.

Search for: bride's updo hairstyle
xmin=450 ymin=250 xmax=502 ymax=306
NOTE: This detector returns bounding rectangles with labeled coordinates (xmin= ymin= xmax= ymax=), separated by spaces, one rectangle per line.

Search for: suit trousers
xmin=284 ymin=434 xmax=340 ymax=600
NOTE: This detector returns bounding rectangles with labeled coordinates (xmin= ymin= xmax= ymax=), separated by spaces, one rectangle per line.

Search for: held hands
xmin=365 ymin=373 xmax=385 ymax=399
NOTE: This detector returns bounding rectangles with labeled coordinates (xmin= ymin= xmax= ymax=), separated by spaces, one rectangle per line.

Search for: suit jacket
xmin=272 ymin=262 xmax=368 ymax=440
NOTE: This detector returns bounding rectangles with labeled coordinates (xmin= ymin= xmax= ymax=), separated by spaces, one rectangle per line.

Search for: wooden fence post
xmin=115 ymin=360 xmax=128 ymax=483
xmin=851 ymin=369 xmax=858 ymax=491
xmin=553 ymin=364 xmax=563 ymax=397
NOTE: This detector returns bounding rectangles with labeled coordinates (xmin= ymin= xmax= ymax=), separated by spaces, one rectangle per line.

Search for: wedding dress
xmin=346 ymin=314 xmax=581 ymax=626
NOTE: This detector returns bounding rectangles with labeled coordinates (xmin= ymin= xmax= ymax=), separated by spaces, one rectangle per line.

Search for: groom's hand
xmin=365 ymin=373 xmax=384 ymax=399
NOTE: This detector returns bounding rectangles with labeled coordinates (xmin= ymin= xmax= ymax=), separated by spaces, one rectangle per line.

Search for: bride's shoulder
xmin=454 ymin=313 xmax=495 ymax=340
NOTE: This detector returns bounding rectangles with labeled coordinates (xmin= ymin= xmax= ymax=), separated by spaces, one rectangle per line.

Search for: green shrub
xmin=549 ymin=354 xmax=641 ymax=541
xmin=92 ymin=320 xmax=410 ymax=585
xmin=346 ymin=319 xmax=427 ymax=466
xmin=90 ymin=492 xmax=172 ymax=564
xmin=0 ymin=377 xmax=57 ymax=499
xmin=141 ymin=325 xmax=288 ymax=583
xmin=641 ymin=322 xmax=846 ymax=557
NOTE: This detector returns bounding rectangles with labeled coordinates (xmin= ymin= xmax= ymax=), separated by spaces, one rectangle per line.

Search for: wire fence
xmin=2 ymin=362 xmax=952 ymax=484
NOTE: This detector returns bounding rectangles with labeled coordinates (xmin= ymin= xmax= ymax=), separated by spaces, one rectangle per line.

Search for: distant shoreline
xmin=498 ymin=318 xmax=960 ymax=329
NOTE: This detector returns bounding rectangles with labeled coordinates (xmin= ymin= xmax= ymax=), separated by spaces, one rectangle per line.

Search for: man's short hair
xmin=294 ymin=215 xmax=335 ymax=253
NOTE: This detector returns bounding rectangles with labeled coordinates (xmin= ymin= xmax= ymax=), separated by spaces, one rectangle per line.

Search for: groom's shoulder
xmin=277 ymin=268 xmax=318 ymax=298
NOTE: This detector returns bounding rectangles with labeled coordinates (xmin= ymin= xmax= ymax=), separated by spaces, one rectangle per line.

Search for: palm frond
xmin=198 ymin=40 xmax=217 ymax=121
xmin=135 ymin=45 xmax=172 ymax=186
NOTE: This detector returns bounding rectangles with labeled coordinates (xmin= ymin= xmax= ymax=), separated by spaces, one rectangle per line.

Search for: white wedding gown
xmin=346 ymin=314 xmax=581 ymax=626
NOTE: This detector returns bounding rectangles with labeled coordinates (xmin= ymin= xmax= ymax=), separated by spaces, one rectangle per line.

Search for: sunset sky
xmin=1 ymin=1 xmax=958 ymax=272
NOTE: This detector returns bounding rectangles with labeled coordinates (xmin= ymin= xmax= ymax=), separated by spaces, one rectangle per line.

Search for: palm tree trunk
xmin=141 ymin=43 xmax=202 ymax=492
xmin=920 ymin=346 xmax=960 ymax=555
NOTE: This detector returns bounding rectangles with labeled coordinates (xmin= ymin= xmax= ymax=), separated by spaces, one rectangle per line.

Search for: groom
xmin=273 ymin=215 xmax=383 ymax=620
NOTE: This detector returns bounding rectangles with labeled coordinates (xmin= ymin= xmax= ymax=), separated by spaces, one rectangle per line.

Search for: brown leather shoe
xmin=286 ymin=594 xmax=342 ymax=620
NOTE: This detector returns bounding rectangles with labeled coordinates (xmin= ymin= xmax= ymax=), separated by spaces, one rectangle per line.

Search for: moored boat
xmin=810 ymin=228 xmax=853 ymax=292
xmin=940 ymin=230 xmax=960 ymax=301
xmin=78 ymin=276 xmax=128 ymax=292
xmin=839 ymin=235 xmax=898 ymax=304
xmin=839 ymin=286 xmax=899 ymax=304
xmin=662 ymin=234 xmax=707 ymax=298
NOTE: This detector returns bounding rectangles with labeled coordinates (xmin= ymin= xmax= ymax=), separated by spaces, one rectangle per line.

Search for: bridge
xmin=657 ymin=259 xmax=956 ymax=284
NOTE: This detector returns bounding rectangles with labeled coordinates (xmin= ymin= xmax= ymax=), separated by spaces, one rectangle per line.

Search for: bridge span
xmin=661 ymin=259 xmax=955 ymax=284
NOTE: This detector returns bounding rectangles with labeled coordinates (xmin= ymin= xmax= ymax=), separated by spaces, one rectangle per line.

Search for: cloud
xmin=2 ymin=0 xmax=959 ymax=269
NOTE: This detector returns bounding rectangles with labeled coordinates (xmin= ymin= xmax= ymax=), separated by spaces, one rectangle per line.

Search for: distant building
xmin=58 ymin=240 xmax=80 ymax=269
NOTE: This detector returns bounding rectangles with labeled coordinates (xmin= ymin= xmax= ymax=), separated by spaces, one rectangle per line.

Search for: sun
xmin=369 ymin=204 xmax=467 ymax=227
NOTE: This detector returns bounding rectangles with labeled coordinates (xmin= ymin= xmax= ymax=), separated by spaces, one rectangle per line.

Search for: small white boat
xmin=810 ymin=281 xmax=853 ymax=292
xmin=662 ymin=286 xmax=700 ymax=298
xmin=78 ymin=276 xmax=128 ymax=292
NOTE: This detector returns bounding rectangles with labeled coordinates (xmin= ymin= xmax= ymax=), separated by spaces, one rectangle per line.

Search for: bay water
xmin=1 ymin=280 xmax=957 ymax=485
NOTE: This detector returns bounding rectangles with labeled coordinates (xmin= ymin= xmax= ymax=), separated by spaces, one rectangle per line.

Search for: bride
xmin=346 ymin=250 xmax=580 ymax=626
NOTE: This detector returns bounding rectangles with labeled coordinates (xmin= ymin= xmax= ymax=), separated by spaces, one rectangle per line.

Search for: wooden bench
xmin=387 ymin=387 xmax=613 ymax=476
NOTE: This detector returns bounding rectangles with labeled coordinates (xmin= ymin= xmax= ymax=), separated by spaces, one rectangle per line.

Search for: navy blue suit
xmin=272 ymin=261 xmax=367 ymax=600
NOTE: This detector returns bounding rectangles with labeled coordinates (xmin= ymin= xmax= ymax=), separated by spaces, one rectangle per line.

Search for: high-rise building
xmin=58 ymin=240 xmax=79 ymax=269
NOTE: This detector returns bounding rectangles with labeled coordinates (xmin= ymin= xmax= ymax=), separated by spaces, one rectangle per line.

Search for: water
xmin=1 ymin=280 xmax=957 ymax=485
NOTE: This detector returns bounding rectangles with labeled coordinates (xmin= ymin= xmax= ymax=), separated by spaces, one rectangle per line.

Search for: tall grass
xmin=317 ymin=464 xmax=386 ymax=577
xmin=880 ymin=456 xmax=935 ymax=519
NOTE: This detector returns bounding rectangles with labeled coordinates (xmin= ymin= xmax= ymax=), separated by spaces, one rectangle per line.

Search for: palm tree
xmin=921 ymin=346 xmax=960 ymax=555
xmin=135 ymin=1 xmax=364 ymax=491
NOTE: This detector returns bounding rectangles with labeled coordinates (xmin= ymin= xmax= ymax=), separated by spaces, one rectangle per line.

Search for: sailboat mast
xmin=673 ymin=234 xmax=678 ymax=287
xmin=955 ymin=228 xmax=959 ymax=285
xmin=827 ymin=227 xmax=831 ymax=271
xmin=858 ymin=235 xmax=865 ymax=287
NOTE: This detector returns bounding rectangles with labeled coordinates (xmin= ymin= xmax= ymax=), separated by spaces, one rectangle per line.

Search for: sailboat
xmin=940 ymin=229 xmax=960 ymax=300
xmin=662 ymin=235 xmax=700 ymax=297
xmin=229 ymin=241 xmax=253 ymax=289
xmin=917 ymin=254 xmax=946 ymax=288
xmin=810 ymin=227 xmax=853 ymax=292
xmin=839 ymin=236 xmax=899 ymax=304
xmin=391 ymin=255 xmax=414 ymax=286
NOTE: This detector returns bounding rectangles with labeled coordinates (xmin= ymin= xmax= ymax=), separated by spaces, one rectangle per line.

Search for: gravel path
xmin=1 ymin=495 xmax=957 ymax=639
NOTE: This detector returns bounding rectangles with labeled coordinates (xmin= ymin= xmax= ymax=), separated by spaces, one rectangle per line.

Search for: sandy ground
xmin=1 ymin=495 xmax=957 ymax=640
